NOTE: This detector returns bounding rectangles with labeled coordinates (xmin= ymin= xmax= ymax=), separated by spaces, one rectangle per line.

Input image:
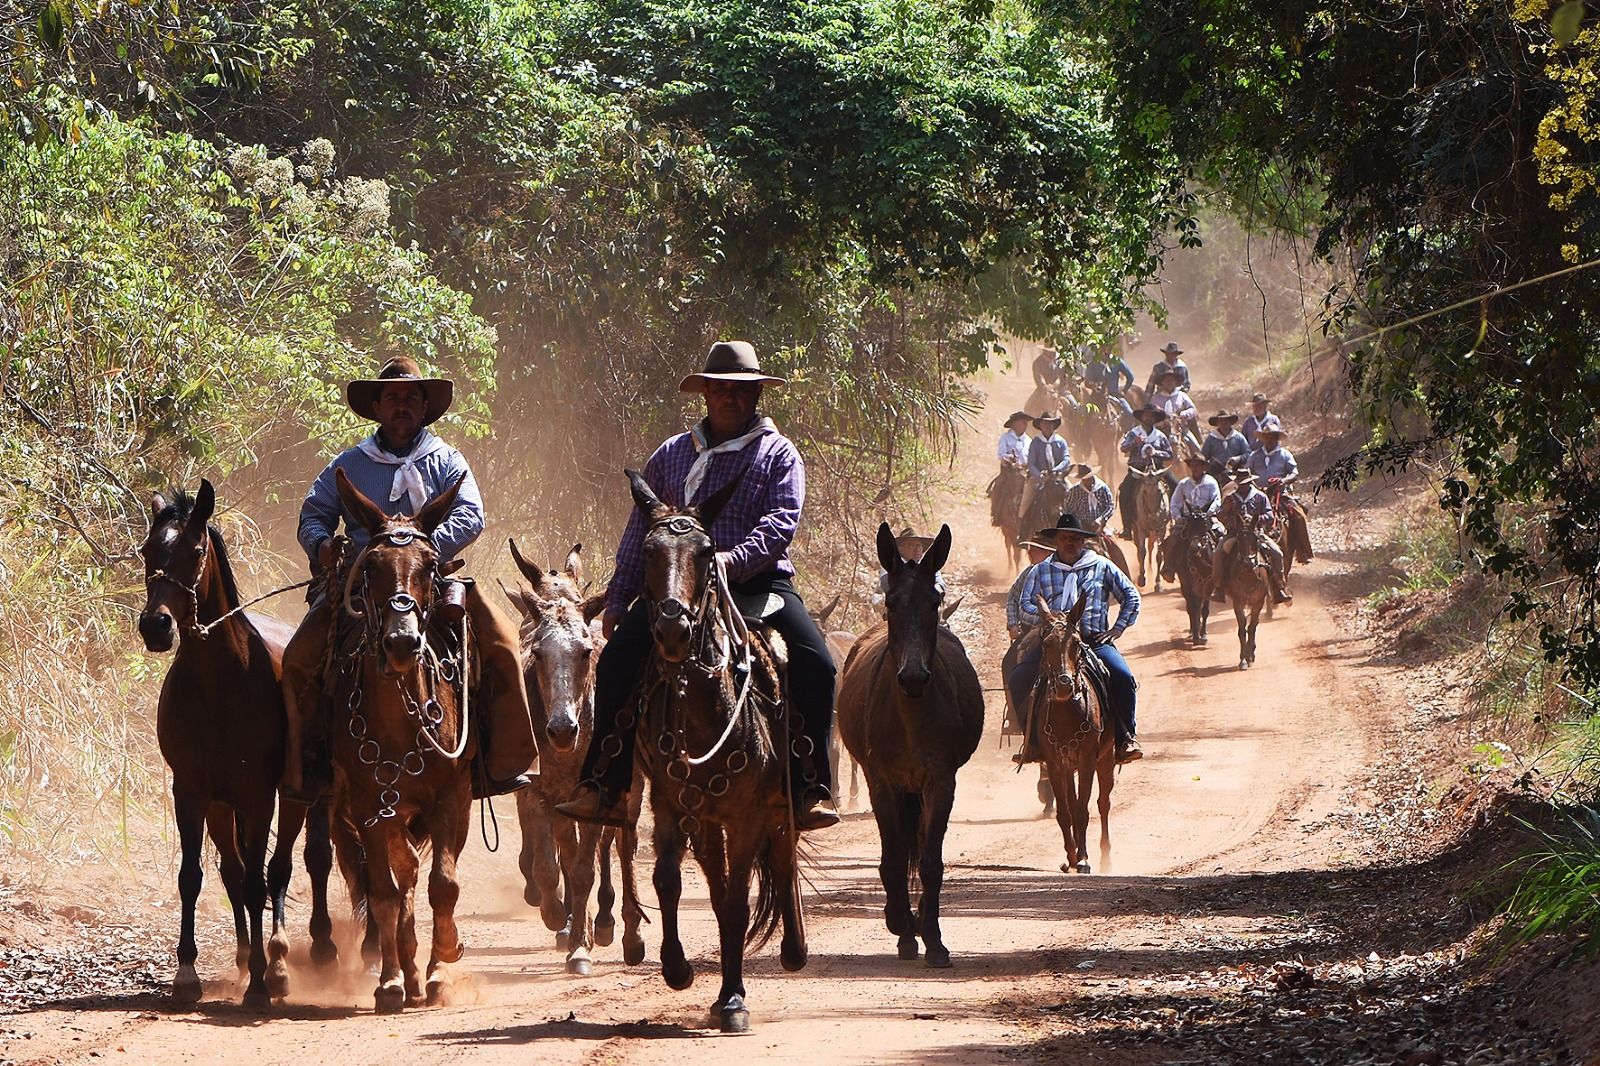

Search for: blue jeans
xmin=1008 ymin=637 xmax=1136 ymax=746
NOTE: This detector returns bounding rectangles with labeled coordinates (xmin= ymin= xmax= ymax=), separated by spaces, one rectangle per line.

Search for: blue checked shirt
xmin=606 ymin=418 xmax=802 ymax=614
xmin=1017 ymin=549 xmax=1141 ymax=639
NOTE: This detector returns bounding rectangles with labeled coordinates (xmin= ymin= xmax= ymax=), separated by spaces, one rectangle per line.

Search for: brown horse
xmin=623 ymin=470 xmax=806 ymax=1033
xmin=1023 ymin=468 xmax=1071 ymax=546
xmin=1268 ymin=487 xmax=1314 ymax=584
xmin=1065 ymin=400 xmax=1126 ymax=488
xmin=1029 ymin=596 xmax=1116 ymax=874
xmin=837 ymin=523 xmax=984 ymax=967
xmin=138 ymin=479 xmax=332 ymax=1005
xmin=988 ymin=463 xmax=1027 ymax=572
xmin=327 ymin=469 xmax=473 ymax=1013
xmin=1225 ymin=527 xmax=1272 ymax=669
xmin=1128 ymin=465 xmax=1172 ymax=591
xmin=504 ymin=540 xmax=645 ymax=976
xmin=1171 ymin=513 xmax=1219 ymax=644
xmin=812 ymin=595 xmax=864 ymax=813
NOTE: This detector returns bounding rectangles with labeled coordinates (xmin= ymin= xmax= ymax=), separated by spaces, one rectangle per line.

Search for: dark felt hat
xmin=1207 ymin=409 xmax=1240 ymax=426
xmin=1134 ymin=403 xmax=1168 ymax=423
xmin=1160 ymin=342 xmax=1184 ymax=355
xmin=678 ymin=340 xmax=787 ymax=394
xmin=1049 ymin=513 xmax=1097 ymax=539
xmin=1032 ymin=410 xmax=1064 ymax=430
xmin=1067 ymin=462 xmax=1096 ymax=479
xmin=1002 ymin=410 xmax=1032 ymax=429
xmin=347 ymin=355 xmax=453 ymax=425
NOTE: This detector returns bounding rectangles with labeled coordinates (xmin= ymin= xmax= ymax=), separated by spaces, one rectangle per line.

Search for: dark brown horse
xmin=1065 ymin=399 xmax=1125 ymax=488
xmin=837 ymin=523 xmax=984 ymax=967
xmin=504 ymin=540 xmax=645 ymax=976
xmin=1029 ymin=596 xmax=1116 ymax=874
xmin=327 ymin=468 xmax=473 ymax=1013
xmin=1022 ymin=468 xmax=1071 ymax=547
xmin=988 ymin=463 xmax=1027 ymax=572
xmin=1225 ymin=527 xmax=1272 ymax=669
xmin=1171 ymin=513 xmax=1219 ymax=644
xmin=1128 ymin=465 xmax=1172 ymax=591
xmin=624 ymin=470 xmax=806 ymax=1033
xmin=138 ymin=479 xmax=333 ymax=1005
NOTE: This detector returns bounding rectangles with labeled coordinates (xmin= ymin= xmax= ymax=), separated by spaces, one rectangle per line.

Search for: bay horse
xmin=837 ymin=523 xmax=983 ymax=967
xmin=504 ymin=540 xmax=645 ymax=976
xmin=811 ymin=596 xmax=864 ymax=813
xmin=1128 ymin=464 xmax=1172 ymax=591
xmin=1029 ymin=596 xmax=1115 ymax=874
xmin=988 ymin=463 xmax=1027 ymax=572
xmin=1225 ymin=526 xmax=1272 ymax=669
xmin=1171 ymin=512 xmax=1219 ymax=644
xmin=1022 ymin=468 xmax=1070 ymax=548
xmin=138 ymin=479 xmax=333 ymax=1006
xmin=327 ymin=468 xmax=473 ymax=1013
xmin=624 ymin=469 xmax=806 ymax=1033
xmin=1265 ymin=483 xmax=1314 ymax=585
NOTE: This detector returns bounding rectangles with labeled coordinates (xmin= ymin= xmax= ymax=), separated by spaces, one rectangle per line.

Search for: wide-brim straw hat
xmin=1182 ymin=452 xmax=1210 ymax=468
xmin=894 ymin=527 xmax=936 ymax=562
xmin=1250 ymin=391 xmax=1270 ymax=404
xmin=347 ymin=355 xmax=454 ymax=425
xmin=1002 ymin=410 xmax=1032 ymax=429
xmin=1232 ymin=469 xmax=1260 ymax=487
xmin=1208 ymin=409 xmax=1240 ymax=426
xmin=1160 ymin=342 xmax=1184 ymax=355
xmin=1157 ymin=367 xmax=1182 ymax=382
xmin=1134 ymin=403 xmax=1168 ymax=423
xmin=678 ymin=340 xmax=787 ymax=394
xmin=1032 ymin=410 xmax=1064 ymax=430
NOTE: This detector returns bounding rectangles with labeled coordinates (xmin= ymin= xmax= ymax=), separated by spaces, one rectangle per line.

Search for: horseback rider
xmin=1240 ymin=392 xmax=1278 ymax=454
xmin=1150 ymin=368 xmax=1199 ymax=449
xmin=1159 ymin=453 xmax=1223 ymax=583
xmin=1201 ymin=409 xmax=1251 ymax=481
xmin=556 ymin=341 xmax=839 ymax=831
xmin=1247 ymin=418 xmax=1299 ymax=487
xmin=1008 ymin=513 xmax=1143 ymax=764
xmin=997 ymin=410 xmax=1032 ymax=471
xmin=1212 ymin=469 xmax=1291 ymax=605
xmin=1006 ymin=529 xmax=1059 ymax=642
xmin=279 ymin=355 xmax=539 ymax=803
xmin=1017 ymin=411 xmax=1071 ymax=521
xmin=1062 ymin=462 xmax=1114 ymax=534
xmin=1116 ymin=404 xmax=1173 ymax=538
xmin=1033 ymin=346 xmax=1067 ymax=390
xmin=1081 ymin=350 xmax=1135 ymax=418
xmin=1144 ymin=341 xmax=1191 ymax=396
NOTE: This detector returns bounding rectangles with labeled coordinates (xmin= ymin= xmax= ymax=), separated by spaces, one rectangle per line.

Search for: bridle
xmin=1039 ymin=617 xmax=1094 ymax=757
xmin=141 ymin=524 xmax=208 ymax=632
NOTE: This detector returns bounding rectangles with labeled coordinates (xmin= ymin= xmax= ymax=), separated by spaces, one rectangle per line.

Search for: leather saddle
xmin=731 ymin=590 xmax=786 ymax=624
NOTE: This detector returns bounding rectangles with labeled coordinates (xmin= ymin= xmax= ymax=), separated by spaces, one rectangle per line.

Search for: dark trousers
xmin=1008 ymin=639 xmax=1135 ymax=746
xmin=583 ymin=573 xmax=836 ymax=797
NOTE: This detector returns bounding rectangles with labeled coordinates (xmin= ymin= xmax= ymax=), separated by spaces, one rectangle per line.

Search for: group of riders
xmin=993 ymin=340 xmax=1314 ymax=770
xmin=281 ymin=342 xmax=843 ymax=838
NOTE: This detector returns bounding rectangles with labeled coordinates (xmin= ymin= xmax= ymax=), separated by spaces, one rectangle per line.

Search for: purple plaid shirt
xmin=605 ymin=419 xmax=803 ymax=614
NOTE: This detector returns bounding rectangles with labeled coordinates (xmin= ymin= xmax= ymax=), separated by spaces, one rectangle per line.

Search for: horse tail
xmin=904 ymin=792 xmax=924 ymax=871
xmin=745 ymin=836 xmax=783 ymax=950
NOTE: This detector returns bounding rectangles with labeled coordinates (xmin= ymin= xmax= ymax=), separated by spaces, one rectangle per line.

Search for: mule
xmin=988 ymin=463 xmax=1027 ymax=573
xmin=623 ymin=470 xmax=806 ymax=1033
xmin=1128 ymin=465 xmax=1171 ymax=591
xmin=326 ymin=469 xmax=473 ymax=1013
xmin=1225 ymin=528 xmax=1272 ymax=669
xmin=504 ymin=540 xmax=646 ymax=975
xmin=1022 ymin=469 xmax=1070 ymax=546
xmin=1028 ymin=596 xmax=1116 ymax=874
xmin=138 ymin=479 xmax=332 ymax=1006
xmin=837 ymin=523 xmax=984 ymax=967
xmin=1171 ymin=513 xmax=1218 ymax=644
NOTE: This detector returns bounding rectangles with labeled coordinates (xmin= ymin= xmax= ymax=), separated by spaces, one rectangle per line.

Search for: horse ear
xmin=814 ymin=594 xmax=841 ymax=626
xmin=497 ymin=578 xmax=533 ymax=620
xmin=335 ymin=466 xmax=390 ymax=536
xmin=580 ymin=589 xmax=608 ymax=623
xmin=627 ymin=469 xmax=669 ymax=518
xmin=876 ymin=522 xmax=899 ymax=572
xmin=414 ymin=472 xmax=466 ymax=537
xmin=148 ymin=493 xmax=167 ymax=520
xmin=191 ymin=479 xmax=216 ymax=527
xmin=1067 ymin=595 xmax=1088 ymax=629
xmin=941 ymin=595 xmax=963 ymax=622
xmin=696 ymin=470 xmax=745 ymax=529
xmin=508 ymin=538 xmax=547 ymax=594
xmin=564 ymin=543 xmax=584 ymax=585
xmin=921 ymin=524 xmax=953 ymax=574
xmin=1035 ymin=592 xmax=1054 ymax=619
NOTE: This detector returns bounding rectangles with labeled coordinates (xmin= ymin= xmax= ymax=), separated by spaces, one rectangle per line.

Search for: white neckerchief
xmin=684 ymin=417 xmax=774 ymax=503
xmin=356 ymin=430 xmax=450 ymax=512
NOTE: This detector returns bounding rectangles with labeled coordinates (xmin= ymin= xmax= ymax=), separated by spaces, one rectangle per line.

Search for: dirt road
xmin=4 ymin=357 xmax=1404 ymax=1065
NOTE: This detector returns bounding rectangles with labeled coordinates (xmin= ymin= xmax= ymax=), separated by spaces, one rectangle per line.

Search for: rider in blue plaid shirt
xmin=1008 ymin=513 xmax=1143 ymax=763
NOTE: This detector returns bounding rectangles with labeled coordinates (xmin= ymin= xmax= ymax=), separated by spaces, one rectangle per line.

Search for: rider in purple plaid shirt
xmin=559 ymin=341 xmax=840 ymax=831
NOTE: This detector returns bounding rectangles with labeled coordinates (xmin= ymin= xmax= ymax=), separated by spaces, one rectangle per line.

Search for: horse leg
xmin=204 ymin=808 xmax=254 ymax=991
xmin=653 ymin=818 xmax=693 ymax=990
xmin=710 ymin=829 xmax=752 ymax=1032
xmin=1097 ymin=744 xmax=1116 ymax=874
xmin=332 ymin=813 xmax=380 ymax=967
xmin=1071 ymin=751 xmax=1095 ymax=875
xmin=915 ymin=782 xmax=958 ymax=968
xmin=425 ymin=800 xmax=468 ymax=1006
xmin=594 ymin=829 xmax=617 ymax=947
xmin=265 ymin=797 xmax=306 ymax=1000
xmin=360 ymin=826 xmax=407 ymax=1014
xmin=233 ymin=803 xmax=275 ymax=1008
xmin=551 ymin=808 xmax=579 ymax=952
xmin=562 ymin=821 xmax=601 ymax=975
xmin=1134 ymin=538 xmax=1147 ymax=588
xmin=867 ymin=782 xmax=916 ymax=960
xmin=619 ymin=813 xmax=648 ymax=966
xmin=525 ymin=791 xmax=566 ymax=934
xmin=1048 ymin=754 xmax=1078 ymax=870
xmin=302 ymin=801 xmax=339 ymax=967
xmin=172 ymin=790 xmax=207 ymax=1003
xmin=1235 ymin=597 xmax=1251 ymax=670
xmin=514 ymin=786 xmax=543 ymax=910
xmin=771 ymin=827 xmax=807 ymax=974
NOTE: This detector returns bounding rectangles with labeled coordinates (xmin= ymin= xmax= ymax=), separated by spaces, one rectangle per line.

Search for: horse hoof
xmin=426 ymin=972 xmax=452 ymax=1006
xmin=780 ymin=941 xmax=808 ymax=973
xmin=173 ymin=966 xmax=202 ymax=1004
xmin=925 ymin=946 xmax=952 ymax=969
xmin=1076 ymin=862 xmax=1092 ymax=874
xmin=719 ymin=996 xmax=751 ymax=1033
xmin=624 ymin=936 xmax=647 ymax=966
xmin=242 ymin=988 xmax=272 ymax=1011
xmin=566 ymin=953 xmax=592 ymax=977
xmin=523 ymin=884 xmax=541 ymax=908
xmin=373 ymin=984 xmax=405 ymax=1015
xmin=266 ymin=959 xmax=291 ymax=1001
xmin=897 ymin=936 xmax=920 ymax=961
xmin=595 ymin=918 xmax=616 ymax=948
xmin=1239 ymin=661 xmax=1250 ymax=671
xmin=1197 ymin=635 xmax=1208 ymax=645
xmin=662 ymin=958 xmax=694 ymax=991
xmin=310 ymin=938 xmax=339 ymax=968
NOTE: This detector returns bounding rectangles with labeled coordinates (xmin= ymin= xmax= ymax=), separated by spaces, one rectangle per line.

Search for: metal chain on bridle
xmin=335 ymin=527 xmax=470 ymax=828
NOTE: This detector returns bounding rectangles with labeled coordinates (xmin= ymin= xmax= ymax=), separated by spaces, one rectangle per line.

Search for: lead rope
xmin=192 ymin=577 xmax=314 ymax=637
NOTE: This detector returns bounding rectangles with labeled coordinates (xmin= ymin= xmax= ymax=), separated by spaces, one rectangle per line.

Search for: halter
xmin=143 ymin=528 xmax=209 ymax=631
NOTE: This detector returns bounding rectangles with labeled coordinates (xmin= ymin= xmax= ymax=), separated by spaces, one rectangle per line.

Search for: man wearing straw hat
xmin=1062 ymin=462 xmax=1114 ymax=535
xmin=991 ymin=411 xmax=1032 ymax=529
xmin=1017 ymin=410 xmax=1071 ymax=521
xmin=280 ymin=355 xmax=539 ymax=802
xmin=1116 ymin=403 xmax=1174 ymax=538
xmin=1240 ymin=392 xmax=1277 ymax=454
xmin=1213 ymin=469 xmax=1291 ymax=604
xmin=1145 ymin=341 xmax=1191 ymax=395
xmin=558 ymin=341 xmax=839 ymax=831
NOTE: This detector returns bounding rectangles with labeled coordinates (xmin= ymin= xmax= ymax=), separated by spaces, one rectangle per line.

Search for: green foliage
xmin=1497 ymin=803 xmax=1600 ymax=959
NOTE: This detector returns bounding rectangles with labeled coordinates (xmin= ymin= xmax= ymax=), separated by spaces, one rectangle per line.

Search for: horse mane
xmin=156 ymin=487 xmax=242 ymax=610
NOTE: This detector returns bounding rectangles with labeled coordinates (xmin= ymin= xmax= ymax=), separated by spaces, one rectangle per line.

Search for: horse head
xmin=138 ymin=478 xmax=221 ymax=652
xmin=1036 ymin=594 xmax=1089 ymax=705
xmin=337 ymin=467 xmax=462 ymax=678
xmin=628 ymin=468 xmax=741 ymax=665
xmin=506 ymin=539 xmax=603 ymax=753
xmin=876 ymin=521 xmax=952 ymax=698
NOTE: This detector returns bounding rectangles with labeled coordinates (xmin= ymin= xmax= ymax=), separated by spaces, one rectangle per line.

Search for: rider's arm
xmin=1104 ymin=562 xmax=1142 ymax=638
xmin=1005 ymin=567 xmax=1031 ymax=631
xmin=426 ymin=451 xmax=486 ymax=562
xmin=297 ymin=459 xmax=344 ymax=564
xmin=1114 ymin=358 xmax=1134 ymax=393
xmin=718 ymin=441 xmax=803 ymax=583
xmin=1119 ymin=427 xmax=1142 ymax=456
xmin=1017 ymin=564 xmax=1046 ymax=627
xmin=1281 ymin=449 xmax=1300 ymax=482
xmin=1150 ymin=432 xmax=1174 ymax=461
xmin=1050 ymin=439 xmax=1072 ymax=473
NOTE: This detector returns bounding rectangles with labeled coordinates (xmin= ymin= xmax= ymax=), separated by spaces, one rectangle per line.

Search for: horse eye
xmin=581 ymin=648 xmax=593 ymax=660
